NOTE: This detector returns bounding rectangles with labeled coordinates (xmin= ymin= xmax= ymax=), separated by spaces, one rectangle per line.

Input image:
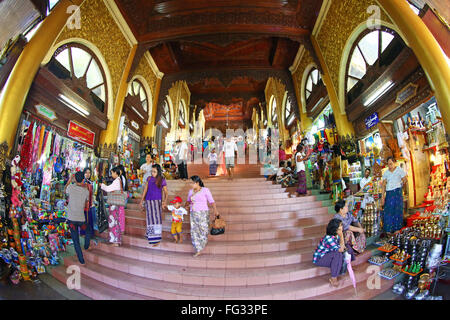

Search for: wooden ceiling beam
xmin=137 ymin=25 xmax=309 ymax=45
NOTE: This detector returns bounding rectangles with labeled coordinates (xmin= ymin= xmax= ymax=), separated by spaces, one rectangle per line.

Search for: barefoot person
xmin=185 ymin=176 xmax=219 ymax=257
xmin=140 ymin=164 xmax=168 ymax=246
xmin=223 ymin=136 xmax=237 ymax=180
xmin=295 ymin=144 xmax=308 ymax=196
xmin=313 ymin=218 xmax=346 ymax=287
xmin=100 ymin=167 xmax=125 ymax=247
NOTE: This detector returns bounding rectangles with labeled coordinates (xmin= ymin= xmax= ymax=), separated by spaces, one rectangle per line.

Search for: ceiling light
xmin=364 ymin=81 xmax=394 ymax=107
xmin=160 ymin=118 xmax=168 ymax=129
xmin=287 ymin=114 xmax=295 ymax=126
xmin=58 ymin=94 xmax=90 ymax=116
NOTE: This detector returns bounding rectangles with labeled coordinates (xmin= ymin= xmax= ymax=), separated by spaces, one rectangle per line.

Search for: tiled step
xmin=50 ymin=265 xmax=155 ymax=300
xmin=79 ymin=249 xmax=371 ymax=286
xmin=311 ymin=273 xmax=394 ymax=300
xmin=59 ymin=255 xmax=377 ymax=300
xmin=90 ymin=242 xmax=324 ymax=269
xmin=124 ymin=214 xmax=331 ymax=232
xmin=123 ymin=222 xmax=326 ymax=241
xmin=97 ymin=232 xmax=325 ymax=254
xmin=126 ymin=201 xmax=327 ymax=215
xmin=124 ymin=206 xmax=332 ymax=223
xmin=127 ymin=195 xmax=319 ymax=209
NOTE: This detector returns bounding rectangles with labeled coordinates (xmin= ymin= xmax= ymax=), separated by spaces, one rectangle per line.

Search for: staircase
xmin=51 ymin=163 xmax=393 ymax=299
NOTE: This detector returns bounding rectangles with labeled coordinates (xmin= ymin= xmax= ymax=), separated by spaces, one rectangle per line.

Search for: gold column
xmin=99 ymin=44 xmax=138 ymax=146
xmin=142 ymin=77 xmax=162 ymax=141
xmin=311 ymin=37 xmax=355 ymax=136
xmin=0 ymin=0 xmax=83 ymax=154
xmin=377 ymin=0 xmax=450 ymax=134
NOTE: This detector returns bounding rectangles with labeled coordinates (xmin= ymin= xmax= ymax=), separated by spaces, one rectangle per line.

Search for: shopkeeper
xmin=140 ymin=154 xmax=153 ymax=186
xmin=360 ymin=168 xmax=372 ymax=190
xmin=360 ymin=168 xmax=374 ymax=210
xmin=381 ymin=156 xmax=408 ymax=234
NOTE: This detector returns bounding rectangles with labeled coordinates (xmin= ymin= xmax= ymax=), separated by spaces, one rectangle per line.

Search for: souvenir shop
xmin=342 ymin=91 xmax=450 ymax=299
xmin=0 ymin=59 xmax=110 ymax=284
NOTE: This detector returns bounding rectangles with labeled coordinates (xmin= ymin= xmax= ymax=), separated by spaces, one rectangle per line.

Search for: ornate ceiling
xmin=114 ymin=0 xmax=324 ymax=122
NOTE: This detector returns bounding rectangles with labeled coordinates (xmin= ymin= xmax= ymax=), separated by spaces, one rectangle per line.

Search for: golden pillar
xmin=311 ymin=37 xmax=355 ymax=137
xmin=0 ymin=0 xmax=83 ymax=154
xmin=142 ymin=77 xmax=162 ymax=141
xmin=377 ymin=0 xmax=450 ymax=134
xmin=99 ymin=44 xmax=138 ymax=146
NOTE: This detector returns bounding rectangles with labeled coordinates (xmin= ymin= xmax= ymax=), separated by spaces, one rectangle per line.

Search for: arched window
xmin=49 ymin=43 xmax=108 ymax=113
xmin=160 ymin=100 xmax=171 ymax=128
xmin=128 ymin=79 xmax=148 ymax=112
xmin=346 ymin=29 xmax=395 ymax=93
xmin=179 ymin=102 xmax=185 ymax=126
xmin=305 ymin=68 xmax=321 ymax=101
xmin=271 ymin=98 xmax=278 ymax=128
xmin=285 ymin=98 xmax=296 ymax=126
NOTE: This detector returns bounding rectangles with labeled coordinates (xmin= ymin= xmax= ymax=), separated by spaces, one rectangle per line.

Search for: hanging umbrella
xmin=345 ymin=251 xmax=357 ymax=296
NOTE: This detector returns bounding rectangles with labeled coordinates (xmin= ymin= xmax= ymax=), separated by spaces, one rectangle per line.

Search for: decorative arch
xmin=42 ymin=37 xmax=114 ymax=120
xmin=128 ymin=74 xmax=153 ymax=124
xmin=338 ymin=21 xmax=409 ymax=113
xmin=300 ymin=62 xmax=320 ymax=114
xmin=164 ymin=95 xmax=175 ymax=132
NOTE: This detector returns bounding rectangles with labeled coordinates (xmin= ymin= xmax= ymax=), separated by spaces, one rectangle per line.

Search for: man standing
xmin=175 ymin=139 xmax=189 ymax=180
xmin=223 ymin=136 xmax=238 ymax=180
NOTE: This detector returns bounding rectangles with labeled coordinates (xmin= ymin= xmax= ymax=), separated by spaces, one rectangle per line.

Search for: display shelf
xmin=378 ymin=269 xmax=402 ymax=280
xmin=401 ymin=268 xmax=423 ymax=277
xmin=377 ymin=245 xmax=398 ymax=253
xmin=368 ymin=256 xmax=390 ymax=266
xmin=390 ymin=254 xmax=411 ymax=263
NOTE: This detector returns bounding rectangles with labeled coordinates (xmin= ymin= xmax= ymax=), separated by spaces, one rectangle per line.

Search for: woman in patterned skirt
xmin=295 ymin=144 xmax=308 ymax=196
xmin=381 ymin=156 xmax=407 ymax=235
xmin=140 ymin=164 xmax=168 ymax=246
xmin=185 ymin=176 xmax=219 ymax=257
xmin=100 ymin=167 xmax=124 ymax=247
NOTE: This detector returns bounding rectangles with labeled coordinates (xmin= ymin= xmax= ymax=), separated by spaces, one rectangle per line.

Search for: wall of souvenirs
xmin=0 ymin=114 xmax=111 ymax=284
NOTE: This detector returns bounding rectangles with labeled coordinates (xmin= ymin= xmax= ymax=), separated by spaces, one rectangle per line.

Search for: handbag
xmin=210 ymin=215 xmax=226 ymax=235
xmin=106 ymin=179 xmax=127 ymax=207
xmin=96 ymin=191 xmax=108 ymax=233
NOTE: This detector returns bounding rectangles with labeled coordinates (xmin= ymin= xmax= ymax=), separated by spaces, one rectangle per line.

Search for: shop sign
xmin=34 ymin=104 xmax=57 ymax=122
xmin=131 ymin=120 xmax=139 ymax=130
xmin=365 ymin=112 xmax=379 ymax=130
xmin=67 ymin=121 xmax=95 ymax=147
xmin=396 ymin=83 xmax=418 ymax=105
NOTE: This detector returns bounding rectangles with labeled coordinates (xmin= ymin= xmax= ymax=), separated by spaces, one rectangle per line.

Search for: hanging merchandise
xmin=0 ymin=116 xmax=105 ymax=284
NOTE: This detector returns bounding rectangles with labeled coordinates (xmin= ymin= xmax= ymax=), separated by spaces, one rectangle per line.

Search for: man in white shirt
xmin=360 ymin=168 xmax=372 ymax=190
xmin=175 ymin=140 xmax=189 ymax=180
xmin=223 ymin=136 xmax=238 ymax=180
xmin=140 ymin=154 xmax=154 ymax=186
xmin=360 ymin=168 xmax=373 ymax=210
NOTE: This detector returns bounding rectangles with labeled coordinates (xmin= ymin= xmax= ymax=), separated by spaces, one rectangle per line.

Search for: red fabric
xmin=19 ymin=122 xmax=34 ymax=171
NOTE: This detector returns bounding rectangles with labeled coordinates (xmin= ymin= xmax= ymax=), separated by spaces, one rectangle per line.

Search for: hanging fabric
xmin=37 ymin=125 xmax=46 ymax=162
xmin=19 ymin=121 xmax=34 ymax=171
xmin=31 ymin=125 xmax=41 ymax=168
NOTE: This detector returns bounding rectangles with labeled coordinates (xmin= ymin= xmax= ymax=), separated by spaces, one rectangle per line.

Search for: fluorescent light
xmin=364 ymin=81 xmax=394 ymax=107
xmin=160 ymin=118 xmax=168 ymax=129
xmin=287 ymin=114 xmax=295 ymax=126
xmin=58 ymin=94 xmax=90 ymax=116
xmin=311 ymin=97 xmax=324 ymax=112
xmin=132 ymin=106 xmax=144 ymax=120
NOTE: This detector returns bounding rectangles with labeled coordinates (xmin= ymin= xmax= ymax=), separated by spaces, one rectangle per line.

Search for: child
xmin=168 ymin=196 xmax=188 ymax=243
xmin=65 ymin=171 xmax=90 ymax=264
xmin=208 ymin=148 xmax=218 ymax=176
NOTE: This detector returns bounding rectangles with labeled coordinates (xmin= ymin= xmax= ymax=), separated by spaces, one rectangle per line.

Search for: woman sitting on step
xmin=333 ymin=199 xmax=366 ymax=255
xmin=313 ymin=218 xmax=346 ymax=287
xmin=184 ymin=176 xmax=219 ymax=257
